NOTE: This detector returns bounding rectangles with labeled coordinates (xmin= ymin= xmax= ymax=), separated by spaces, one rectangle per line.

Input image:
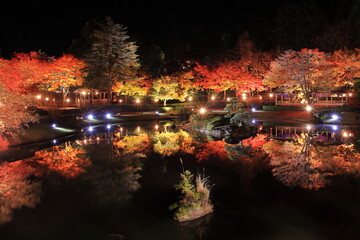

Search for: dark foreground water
xmin=1 ymin=120 xmax=360 ymax=240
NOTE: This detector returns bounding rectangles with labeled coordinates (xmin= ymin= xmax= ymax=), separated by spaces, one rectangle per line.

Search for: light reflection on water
xmin=0 ymin=121 xmax=360 ymax=239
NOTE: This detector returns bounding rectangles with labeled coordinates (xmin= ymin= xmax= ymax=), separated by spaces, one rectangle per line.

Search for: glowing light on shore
xmin=305 ymin=106 xmax=312 ymax=112
xmin=332 ymin=125 xmax=338 ymax=131
xmin=155 ymin=124 xmax=159 ymax=130
xmin=269 ymin=93 xmax=274 ymax=98
xmin=188 ymin=97 xmax=193 ymax=101
xmin=36 ymin=95 xmax=41 ymax=99
xmin=211 ymin=96 xmax=215 ymax=100
xmin=227 ymin=97 xmax=231 ymax=102
xmin=87 ymin=114 xmax=94 ymax=120
xmin=52 ymin=123 xmax=57 ymax=128
xmin=105 ymin=113 xmax=111 ymax=119
xmin=82 ymin=91 xmax=86 ymax=95
xmin=135 ymin=99 xmax=140 ymax=104
xmin=251 ymin=107 xmax=256 ymax=112
xmin=66 ymin=98 xmax=70 ymax=102
xmin=199 ymin=108 xmax=206 ymax=114
xmin=106 ymin=124 xmax=111 ymax=129
xmin=137 ymin=126 xmax=141 ymax=133
xmin=45 ymin=97 xmax=49 ymax=101
xmin=88 ymin=126 xmax=94 ymax=132
xmin=306 ymin=125 xmax=312 ymax=130
xmin=154 ymin=99 xmax=159 ymax=103
xmin=331 ymin=114 xmax=339 ymax=121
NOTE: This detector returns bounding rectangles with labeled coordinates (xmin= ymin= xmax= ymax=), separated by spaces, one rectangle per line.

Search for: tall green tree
xmin=85 ymin=17 xmax=139 ymax=102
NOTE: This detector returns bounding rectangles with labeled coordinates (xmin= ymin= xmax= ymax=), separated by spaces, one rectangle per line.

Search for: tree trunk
xmin=223 ymin=90 xmax=227 ymax=101
xmin=164 ymin=99 xmax=167 ymax=106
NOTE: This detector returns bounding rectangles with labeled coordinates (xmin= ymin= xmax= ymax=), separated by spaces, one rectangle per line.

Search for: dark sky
xmin=0 ymin=0 xmax=354 ymax=58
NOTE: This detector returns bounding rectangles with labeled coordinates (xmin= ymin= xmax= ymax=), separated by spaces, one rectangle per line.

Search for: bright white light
xmin=155 ymin=124 xmax=159 ymax=130
xmin=52 ymin=123 xmax=57 ymax=128
xmin=155 ymin=111 xmax=159 ymax=115
xmin=199 ymin=108 xmax=206 ymax=114
xmin=66 ymin=98 xmax=70 ymax=102
xmin=82 ymin=91 xmax=86 ymax=95
xmin=188 ymin=97 xmax=193 ymax=101
xmin=305 ymin=106 xmax=312 ymax=111
xmin=135 ymin=99 xmax=140 ymax=104
xmin=227 ymin=97 xmax=231 ymax=101
xmin=306 ymin=125 xmax=312 ymax=130
xmin=343 ymin=132 xmax=348 ymax=137
xmin=87 ymin=114 xmax=94 ymax=120
xmin=269 ymin=93 xmax=274 ymax=98
xmin=106 ymin=124 xmax=111 ymax=129
xmin=251 ymin=108 xmax=256 ymax=112
xmin=45 ymin=97 xmax=49 ymax=101
xmin=88 ymin=126 xmax=94 ymax=132
xmin=332 ymin=125 xmax=338 ymax=131
xmin=52 ymin=139 xmax=57 ymax=144
xmin=211 ymin=96 xmax=215 ymax=100
xmin=331 ymin=114 xmax=339 ymax=121
xmin=36 ymin=95 xmax=41 ymax=99
xmin=105 ymin=113 xmax=111 ymax=119
xmin=252 ymin=119 xmax=256 ymax=124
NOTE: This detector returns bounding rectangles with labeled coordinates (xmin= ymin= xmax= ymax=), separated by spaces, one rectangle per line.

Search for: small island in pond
xmin=170 ymin=169 xmax=213 ymax=222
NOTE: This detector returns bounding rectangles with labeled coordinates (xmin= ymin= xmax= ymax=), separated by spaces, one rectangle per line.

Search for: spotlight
xmin=199 ymin=108 xmax=206 ymax=114
xmin=52 ymin=123 xmax=57 ymax=128
xmin=52 ymin=139 xmax=57 ymax=144
xmin=331 ymin=125 xmax=338 ymax=131
xmin=306 ymin=125 xmax=312 ymax=130
xmin=155 ymin=111 xmax=159 ymax=115
xmin=305 ymin=106 xmax=312 ymax=112
xmin=88 ymin=126 xmax=94 ymax=132
xmin=331 ymin=114 xmax=339 ymax=121
xmin=106 ymin=124 xmax=111 ymax=129
xmin=105 ymin=113 xmax=111 ymax=119
xmin=87 ymin=114 xmax=94 ymax=120
xmin=251 ymin=107 xmax=256 ymax=112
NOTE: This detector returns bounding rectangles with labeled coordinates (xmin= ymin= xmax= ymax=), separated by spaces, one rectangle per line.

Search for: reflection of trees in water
xmin=0 ymin=161 xmax=41 ymax=224
xmin=264 ymin=134 xmax=332 ymax=190
xmin=27 ymin=142 xmax=91 ymax=179
xmin=85 ymin=134 xmax=147 ymax=205
xmin=152 ymin=130 xmax=195 ymax=156
xmin=195 ymin=134 xmax=269 ymax=184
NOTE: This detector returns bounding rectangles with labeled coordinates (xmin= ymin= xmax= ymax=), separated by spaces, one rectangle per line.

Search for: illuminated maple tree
xmin=0 ymin=82 xmax=38 ymax=148
xmin=148 ymin=76 xmax=189 ymax=106
xmin=264 ymin=48 xmax=339 ymax=106
xmin=45 ymin=54 xmax=87 ymax=99
xmin=113 ymin=78 xmax=151 ymax=102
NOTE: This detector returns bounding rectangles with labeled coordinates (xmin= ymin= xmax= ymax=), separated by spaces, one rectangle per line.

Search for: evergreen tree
xmin=85 ymin=17 xmax=139 ymax=102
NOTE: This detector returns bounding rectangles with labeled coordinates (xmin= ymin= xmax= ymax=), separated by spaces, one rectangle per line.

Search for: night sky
xmin=0 ymin=0 xmax=357 ymax=59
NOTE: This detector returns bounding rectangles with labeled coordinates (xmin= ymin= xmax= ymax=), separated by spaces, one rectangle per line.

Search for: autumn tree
xmin=148 ymin=76 xmax=189 ymax=106
xmin=45 ymin=54 xmax=87 ymax=99
xmin=113 ymin=77 xmax=151 ymax=102
xmin=85 ymin=17 xmax=139 ymax=103
xmin=331 ymin=49 xmax=360 ymax=87
xmin=0 ymin=51 xmax=51 ymax=94
xmin=264 ymin=49 xmax=339 ymax=106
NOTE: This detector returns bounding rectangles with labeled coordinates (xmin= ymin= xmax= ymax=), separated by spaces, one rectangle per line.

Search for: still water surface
xmin=1 ymin=120 xmax=360 ymax=240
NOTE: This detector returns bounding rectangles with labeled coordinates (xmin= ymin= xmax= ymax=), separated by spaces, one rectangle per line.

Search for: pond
xmin=1 ymin=120 xmax=360 ymax=240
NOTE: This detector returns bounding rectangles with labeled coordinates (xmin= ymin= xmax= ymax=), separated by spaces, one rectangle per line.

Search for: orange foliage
xmin=45 ymin=54 xmax=86 ymax=92
xmin=0 ymin=161 xmax=41 ymax=224
xmin=195 ymin=140 xmax=228 ymax=162
xmin=29 ymin=144 xmax=91 ymax=179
